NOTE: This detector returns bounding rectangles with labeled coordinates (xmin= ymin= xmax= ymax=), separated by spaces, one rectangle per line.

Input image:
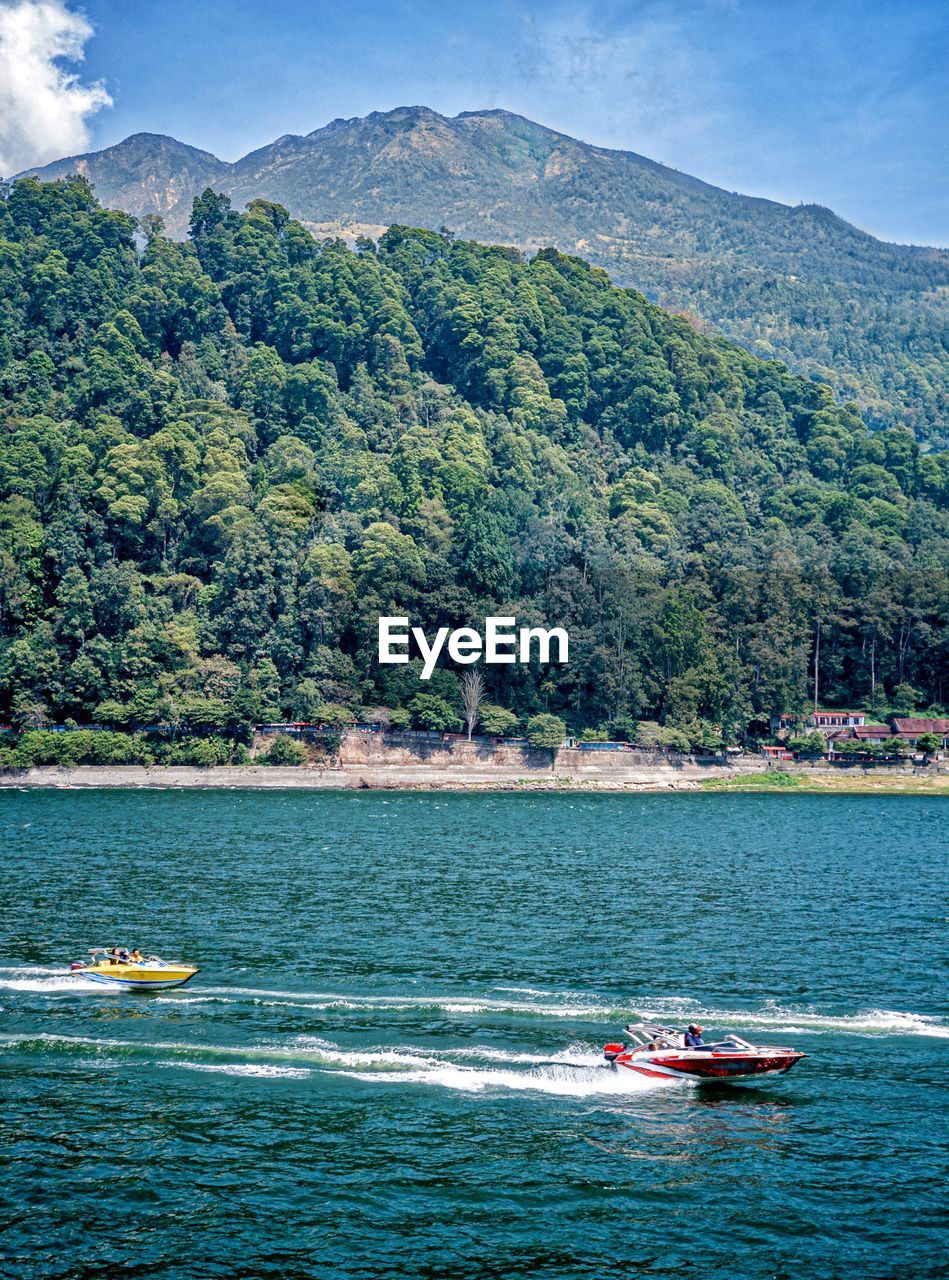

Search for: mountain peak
xmin=90 ymin=132 xmax=221 ymax=163
xmin=15 ymin=106 xmax=947 ymax=440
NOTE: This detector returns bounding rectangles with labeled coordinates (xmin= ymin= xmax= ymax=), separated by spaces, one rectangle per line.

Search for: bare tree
xmin=459 ymin=668 xmax=485 ymax=741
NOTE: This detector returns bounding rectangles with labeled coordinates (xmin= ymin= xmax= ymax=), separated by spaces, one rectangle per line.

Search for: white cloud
xmin=0 ymin=0 xmax=111 ymax=175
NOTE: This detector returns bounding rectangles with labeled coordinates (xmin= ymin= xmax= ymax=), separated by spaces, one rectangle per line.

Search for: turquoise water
xmin=1 ymin=790 xmax=946 ymax=1279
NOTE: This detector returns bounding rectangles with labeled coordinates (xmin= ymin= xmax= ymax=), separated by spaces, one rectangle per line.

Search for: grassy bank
xmin=701 ymin=769 xmax=948 ymax=795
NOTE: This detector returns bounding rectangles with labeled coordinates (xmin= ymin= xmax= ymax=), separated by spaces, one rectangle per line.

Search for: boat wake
xmin=0 ymin=965 xmax=87 ymax=994
xmin=0 ymin=1031 xmax=662 ymax=1095
xmin=634 ymin=998 xmax=949 ymax=1040
xmin=185 ymin=987 xmax=949 ymax=1038
xmin=191 ymin=985 xmax=609 ymax=1018
xmin=2 ymin=966 xmax=946 ymax=1039
xmin=163 ymin=1061 xmax=312 ymax=1080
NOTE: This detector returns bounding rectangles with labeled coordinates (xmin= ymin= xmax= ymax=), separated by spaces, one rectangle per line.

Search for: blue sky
xmin=2 ymin=0 xmax=947 ymax=245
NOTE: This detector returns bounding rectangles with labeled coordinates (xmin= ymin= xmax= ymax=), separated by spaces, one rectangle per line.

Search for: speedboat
xmin=70 ymin=949 xmax=199 ymax=991
xmin=603 ymin=1022 xmax=806 ymax=1083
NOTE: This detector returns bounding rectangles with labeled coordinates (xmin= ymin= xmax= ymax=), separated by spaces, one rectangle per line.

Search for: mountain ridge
xmin=17 ymin=107 xmax=930 ymax=248
xmin=13 ymin=106 xmax=949 ymax=441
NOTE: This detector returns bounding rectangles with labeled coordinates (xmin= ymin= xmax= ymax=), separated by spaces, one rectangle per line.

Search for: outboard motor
xmin=603 ymin=1042 xmax=627 ymax=1067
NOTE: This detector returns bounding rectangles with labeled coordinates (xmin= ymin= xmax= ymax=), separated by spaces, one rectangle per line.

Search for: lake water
xmin=1 ymin=790 xmax=946 ymax=1279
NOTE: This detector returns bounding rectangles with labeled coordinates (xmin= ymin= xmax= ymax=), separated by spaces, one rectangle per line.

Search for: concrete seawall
xmin=0 ymin=733 xmax=942 ymax=791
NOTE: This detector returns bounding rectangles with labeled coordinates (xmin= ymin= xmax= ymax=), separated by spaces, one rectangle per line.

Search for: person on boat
xmin=130 ymin=949 xmax=143 ymax=964
xmin=109 ymin=947 xmax=123 ymax=965
xmin=684 ymin=1024 xmax=706 ymax=1047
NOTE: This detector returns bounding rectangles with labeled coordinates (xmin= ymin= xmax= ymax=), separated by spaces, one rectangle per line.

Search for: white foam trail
xmin=437 ymin=1000 xmax=602 ymax=1017
xmin=343 ymin=1062 xmax=667 ymax=1096
xmin=153 ymin=996 xmax=238 ymax=1006
xmin=493 ymin=985 xmax=598 ymax=999
xmin=160 ymin=1061 xmax=311 ymax=1079
xmin=284 ymin=1037 xmax=441 ymax=1071
xmin=196 ymin=986 xmax=609 ymax=1018
xmin=0 ymin=974 xmax=87 ymax=993
xmin=637 ymin=1002 xmax=949 ymax=1040
xmin=0 ymin=1030 xmax=618 ymax=1092
xmin=0 ymin=965 xmax=63 ymax=975
xmin=4 ymin=967 xmax=944 ymax=1041
xmin=0 ymin=964 xmax=167 ymax=996
xmin=0 ymin=1031 xmax=206 ymax=1054
xmin=200 ymin=985 xmax=352 ymax=1000
xmin=287 ymin=1036 xmax=603 ymax=1070
xmin=190 ymin=986 xmax=949 ymax=1038
xmin=495 ymin=985 xmax=559 ymax=997
xmin=430 ymin=1042 xmax=604 ymax=1067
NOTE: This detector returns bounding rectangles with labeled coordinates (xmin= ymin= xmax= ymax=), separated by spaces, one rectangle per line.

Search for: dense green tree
xmin=261 ymin=734 xmax=308 ymax=765
xmin=407 ymin=693 xmax=460 ymax=732
xmin=525 ymin=713 xmax=568 ymax=749
xmin=0 ymin=179 xmax=943 ymax=743
xmin=479 ymin=704 xmax=521 ymax=737
xmin=915 ymin=732 xmax=941 ymax=759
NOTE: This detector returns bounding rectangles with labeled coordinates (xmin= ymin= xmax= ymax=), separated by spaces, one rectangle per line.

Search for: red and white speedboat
xmin=604 ymin=1022 xmax=806 ymax=1083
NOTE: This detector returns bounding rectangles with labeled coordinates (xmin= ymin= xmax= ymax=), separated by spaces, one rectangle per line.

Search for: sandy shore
xmin=1 ymin=761 xmax=944 ymax=793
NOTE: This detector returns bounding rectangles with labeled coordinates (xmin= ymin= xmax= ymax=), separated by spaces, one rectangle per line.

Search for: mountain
xmin=15 ymin=107 xmax=949 ymax=443
xmin=23 ymin=132 xmax=226 ymax=220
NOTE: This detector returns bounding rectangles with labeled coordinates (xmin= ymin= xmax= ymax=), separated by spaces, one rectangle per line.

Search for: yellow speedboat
xmin=71 ymin=949 xmax=199 ymax=991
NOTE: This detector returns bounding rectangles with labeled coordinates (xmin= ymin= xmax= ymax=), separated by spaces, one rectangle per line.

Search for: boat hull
xmin=616 ymin=1050 xmax=804 ymax=1082
xmin=76 ymin=965 xmax=198 ymax=991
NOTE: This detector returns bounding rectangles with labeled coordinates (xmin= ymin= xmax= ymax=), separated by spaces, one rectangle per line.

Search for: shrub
xmin=387 ymin=707 xmax=411 ymax=730
xmin=12 ymin=729 xmax=155 ymax=767
xmin=660 ymin=726 xmax=692 ymax=753
xmin=290 ymin=678 xmax=322 ymax=722
xmin=261 ymin=734 xmax=308 ymax=765
xmin=312 ymin=702 xmax=353 ymax=728
xmin=633 ymin=720 xmax=663 ymax=749
xmin=153 ymin=736 xmax=234 ymax=766
xmin=632 ymin=721 xmax=691 ymax=752
xmin=407 ymin=694 xmax=460 ymax=732
xmin=685 ymin=720 xmax=725 ymax=753
xmin=525 ymin=713 xmax=567 ymax=749
xmin=177 ymin=696 xmax=229 ymax=733
xmin=315 ymin=730 xmax=342 ymax=757
xmin=479 ymin=704 xmax=520 ymax=737
xmin=788 ymin=731 xmax=827 ymax=756
xmin=889 ymin=683 xmax=922 ymax=715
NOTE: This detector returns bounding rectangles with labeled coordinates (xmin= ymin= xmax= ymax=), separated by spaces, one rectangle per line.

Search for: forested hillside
xmin=22 ymin=109 xmax=949 ymax=443
xmin=0 ymin=177 xmax=945 ymax=748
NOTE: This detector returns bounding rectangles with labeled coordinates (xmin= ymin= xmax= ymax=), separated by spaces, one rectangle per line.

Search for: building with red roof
xmin=891 ymin=718 xmax=949 ymax=747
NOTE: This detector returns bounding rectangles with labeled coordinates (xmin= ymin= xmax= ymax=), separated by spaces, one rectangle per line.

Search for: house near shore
xmin=769 ymin=710 xmax=949 ymax=752
xmin=890 ymin=718 xmax=949 ymax=748
xmin=813 ymin=710 xmax=867 ymax=730
xmin=849 ymin=724 xmax=892 ymax=742
xmin=769 ymin=709 xmax=865 ymax=735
